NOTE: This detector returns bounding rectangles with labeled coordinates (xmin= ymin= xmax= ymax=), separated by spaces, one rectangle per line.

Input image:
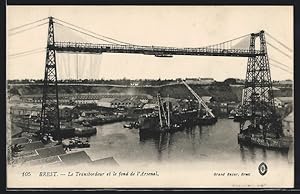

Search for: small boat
xmin=63 ymin=137 xmax=90 ymax=149
xmin=228 ymin=110 xmax=236 ymax=119
xmin=77 ymin=141 xmax=91 ymax=148
xmin=82 ymin=121 xmax=92 ymax=127
xmin=168 ymin=123 xmax=183 ymax=132
xmin=131 ymin=122 xmax=140 ymax=129
xmin=228 ymin=115 xmax=235 ymax=119
xmin=123 ymin=124 xmax=133 ymax=129
xmin=233 ymin=114 xmax=244 ymax=122
xmin=124 ymin=122 xmax=140 ymax=129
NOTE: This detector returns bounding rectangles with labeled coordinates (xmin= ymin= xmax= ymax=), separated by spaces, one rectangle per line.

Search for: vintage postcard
xmin=6 ymin=6 xmax=294 ymax=188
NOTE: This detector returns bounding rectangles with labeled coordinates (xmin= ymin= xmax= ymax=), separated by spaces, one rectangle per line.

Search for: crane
xmin=182 ymin=80 xmax=215 ymax=118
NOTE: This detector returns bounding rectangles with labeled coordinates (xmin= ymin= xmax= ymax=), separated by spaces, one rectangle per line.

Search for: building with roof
xmin=121 ymin=98 xmax=136 ymax=108
xmin=21 ymin=93 xmax=153 ymax=104
xmin=97 ymin=96 xmax=146 ymax=108
xmin=81 ymin=110 xmax=99 ymax=117
xmin=59 ymin=151 xmax=92 ymax=165
xmin=143 ymin=103 xmax=158 ymax=109
xmin=21 ymin=146 xmax=93 ymax=166
xmin=274 ymin=97 xmax=293 ymax=108
xmin=10 ymin=104 xmax=75 ymax=119
xmin=283 ymin=111 xmax=294 ymax=137
xmin=36 ymin=145 xmax=66 ymax=158
xmin=8 ymin=95 xmax=22 ymax=103
xmin=185 ymin=78 xmax=215 ymax=85
xmin=274 ymin=79 xmax=293 ymax=86
xmin=199 ymin=78 xmax=215 ymax=84
xmin=97 ymin=98 xmax=116 ymax=108
xmin=111 ymin=98 xmax=123 ymax=108
xmin=201 ymin=96 xmax=216 ymax=104
xmin=26 ymin=155 xmax=61 ymax=166
xmin=11 ymin=125 xmax=24 ymax=138
xmin=89 ymin=156 xmax=119 ymax=166
xmin=10 ymin=103 xmax=41 ymax=117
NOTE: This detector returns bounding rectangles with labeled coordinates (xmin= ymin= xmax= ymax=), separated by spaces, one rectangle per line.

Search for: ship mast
xmin=157 ymin=92 xmax=169 ymax=130
xmin=157 ymin=93 xmax=163 ymax=128
xmin=198 ymin=102 xmax=202 ymax=118
xmin=167 ymin=95 xmax=171 ymax=128
xmin=161 ymin=100 xmax=168 ymax=127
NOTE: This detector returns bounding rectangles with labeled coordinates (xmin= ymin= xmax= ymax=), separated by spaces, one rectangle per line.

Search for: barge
xmin=74 ymin=115 xmax=126 ymax=126
xmin=238 ymin=133 xmax=291 ymax=150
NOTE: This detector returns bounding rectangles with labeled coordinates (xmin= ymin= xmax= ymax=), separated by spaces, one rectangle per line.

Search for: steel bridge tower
xmin=38 ymin=17 xmax=280 ymax=142
xmin=40 ymin=17 xmax=61 ymax=143
xmin=241 ymin=30 xmax=281 ymax=137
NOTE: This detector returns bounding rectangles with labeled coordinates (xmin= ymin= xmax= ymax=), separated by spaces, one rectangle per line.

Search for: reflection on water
xmin=87 ymin=119 xmax=289 ymax=165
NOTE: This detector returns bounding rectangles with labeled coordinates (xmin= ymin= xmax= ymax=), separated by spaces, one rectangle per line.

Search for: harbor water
xmin=84 ymin=119 xmax=291 ymax=167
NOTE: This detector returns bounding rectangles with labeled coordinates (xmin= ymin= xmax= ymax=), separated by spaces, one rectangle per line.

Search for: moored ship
xmin=138 ymin=92 xmax=217 ymax=133
xmin=238 ymin=132 xmax=290 ymax=150
xmin=237 ymin=114 xmax=292 ymax=151
xmin=139 ymin=81 xmax=218 ymax=133
xmin=138 ymin=110 xmax=217 ymax=133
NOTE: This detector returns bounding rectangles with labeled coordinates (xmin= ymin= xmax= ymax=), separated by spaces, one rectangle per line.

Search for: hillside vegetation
xmin=8 ymin=82 xmax=292 ymax=103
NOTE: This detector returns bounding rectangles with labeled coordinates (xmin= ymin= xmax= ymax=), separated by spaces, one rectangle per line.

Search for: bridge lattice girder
xmin=53 ymin=42 xmax=264 ymax=57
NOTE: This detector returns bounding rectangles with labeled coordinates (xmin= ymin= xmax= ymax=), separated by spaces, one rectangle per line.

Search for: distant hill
xmin=7 ymin=82 xmax=292 ymax=103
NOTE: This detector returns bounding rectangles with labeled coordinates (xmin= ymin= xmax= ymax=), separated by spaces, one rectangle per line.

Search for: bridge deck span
xmin=53 ymin=42 xmax=264 ymax=57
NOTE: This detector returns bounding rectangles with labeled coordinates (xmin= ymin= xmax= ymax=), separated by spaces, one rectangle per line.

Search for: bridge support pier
xmin=241 ymin=30 xmax=280 ymax=136
xmin=40 ymin=17 xmax=61 ymax=143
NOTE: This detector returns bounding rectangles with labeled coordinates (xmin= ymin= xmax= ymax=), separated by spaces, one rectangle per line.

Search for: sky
xmin=7 ymin=6 xmax=293 ymax=81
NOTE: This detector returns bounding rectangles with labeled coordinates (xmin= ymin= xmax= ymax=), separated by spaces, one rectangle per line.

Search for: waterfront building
xmin=142 ymin=103 xmax=158 ymax=109
xmin=274 ymin=97 xmax=293 ymax=108
xmin=96 ymin=98 xmax=116 ymax=108
xmin=81 ymin=110 xmax=99 ymax=117
xmin=283 ymin=111 xmax=294 ymax=137
xmin=10 ymin=104 xmax=75 ymax=119
xmin=20 ymin=93 xmax=153 ymax=105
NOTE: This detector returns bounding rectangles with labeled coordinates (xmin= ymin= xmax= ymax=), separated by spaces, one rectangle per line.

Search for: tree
xmin=9 ymin=88 xmax=20 ymax=96
xmin=224 ymin=78 xmax=237 ymax=85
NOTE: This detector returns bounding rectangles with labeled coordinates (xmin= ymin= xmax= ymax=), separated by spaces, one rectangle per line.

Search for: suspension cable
xmin=8 ymin=22 xmax=49 ymax=36
xmin=54 ymin=17 xmax=132 ymax=45
xmin=270 ymin=63 xmax=293 ymax=74
xmin=8 ymin=50 xmax=45 ymax=60
xmin=8 ymin=48 xmax=46 ymax=59
xmin=8 ymin=17 xmax=49 ymax=31
xmin=269 ymin=58 xmax=292 ymax=69
xmin=267 ymin=42 xmax=292 ymax=59
xmin=206 ymin=33 xmax=251 ymax=48
xmin=55 ymin=22 xmax=120 ymax=45
xmin=265 ymin=31 xmax=293 ymax=52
